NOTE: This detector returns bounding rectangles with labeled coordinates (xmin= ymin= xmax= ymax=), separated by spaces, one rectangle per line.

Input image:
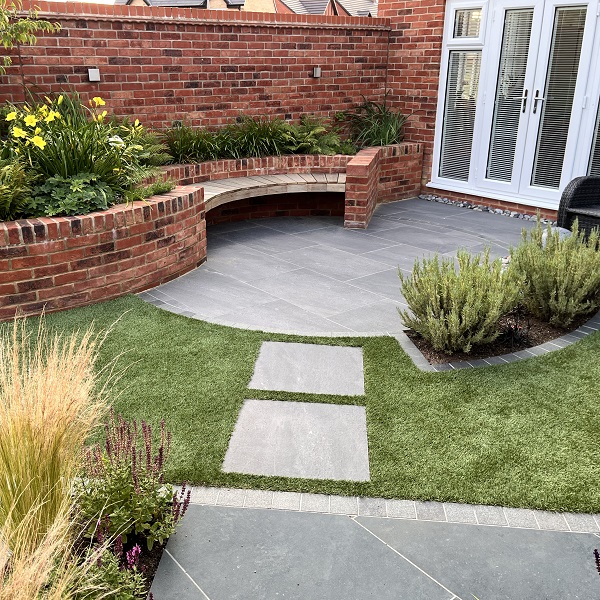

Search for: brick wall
xmin=206 ymin=191 xmax=345 ymax=224
xmin=378 ymin=0 xmax=445 ymax=187
xmin=1 ymin=1 xmax=390 ymax=129
xmin=0 ymin=187 xmax=206 ymax=321
xmin=378 ymin=142 xmax=422 ymax=203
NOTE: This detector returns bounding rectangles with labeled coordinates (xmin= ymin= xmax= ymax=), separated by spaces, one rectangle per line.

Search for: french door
xmin=433 ymin=0 xmax=600 ymax=209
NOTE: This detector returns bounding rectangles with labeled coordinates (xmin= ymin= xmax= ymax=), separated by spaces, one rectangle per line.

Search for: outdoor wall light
xmin=312 ymin=66 xmax=322 ymax=78
xmin=88 ymin=68 xmax=101 ymax=82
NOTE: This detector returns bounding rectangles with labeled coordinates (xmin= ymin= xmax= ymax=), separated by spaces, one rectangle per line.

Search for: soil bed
xmin=127 ymin=534 xmax=164 ymax=593
xmin=407 ymin=310 xmax=590 ymax=365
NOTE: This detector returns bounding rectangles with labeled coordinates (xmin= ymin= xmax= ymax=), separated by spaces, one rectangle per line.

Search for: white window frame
xmin=430 ymin=1 xmax=488 ymax=193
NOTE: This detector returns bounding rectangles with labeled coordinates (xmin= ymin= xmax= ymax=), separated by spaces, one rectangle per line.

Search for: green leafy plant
xmin=399 ymin=249 xmax=521 ymax=353
xmin=510 ymin=219 xmax=600 ymax=327
xmin=285 ymin=115 xmax=342 ymax=155
xmin=0 ymin=0 xmax=60 ymax=76
xmin=341 ymin=94 xmax=407 ymax=148
xmin=0 ymin=156 xmax=31 ymax=220
xmin=77 ymin=545 xmax=147 ymax=600
xmin=164 ymin=124 xmax=223 ymax=163
xmin=77 ymin=410 xmax=191 ymax=551
xmin=124 ymin=178 xmax=175 ymax=203
xmin=222 ymin=115 xmax=291 ymax=158
xmin=26 ymin=172 xmax=114 ymax=217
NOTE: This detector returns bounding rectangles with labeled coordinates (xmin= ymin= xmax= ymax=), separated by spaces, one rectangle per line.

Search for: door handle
xmin=521 ymin=89 xmax=529 ymax=113
xmin=533 ymin=90 xmax=545 ymax=114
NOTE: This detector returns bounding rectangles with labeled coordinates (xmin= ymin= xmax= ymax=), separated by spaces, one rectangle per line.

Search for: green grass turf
xmin=36 ymin=295 xmax=600 ymax=513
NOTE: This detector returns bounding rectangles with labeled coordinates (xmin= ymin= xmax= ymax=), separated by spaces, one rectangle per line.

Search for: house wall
xmin=0 ymin=1 xmax=390 ymax=128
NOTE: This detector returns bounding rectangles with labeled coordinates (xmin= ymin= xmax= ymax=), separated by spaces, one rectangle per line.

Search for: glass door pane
xmin=530 ymin=6 xmax=587 ymax=188
xmin=486 ymin=9 xmax=534 ymax=181
xmin=588 ymin=102 xmax=600 ymax=175
xmin=439 ymin=50 xmax=482 ymax=181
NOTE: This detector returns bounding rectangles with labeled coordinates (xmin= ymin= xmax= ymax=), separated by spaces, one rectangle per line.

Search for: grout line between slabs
xmin=164 ymin=549 xmax=212 ymax=600
xmin=352 ymin=518 xmax=463 ymax=600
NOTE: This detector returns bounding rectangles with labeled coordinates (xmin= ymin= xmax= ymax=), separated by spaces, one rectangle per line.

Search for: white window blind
xmin=486 ymin=9 xmax=534 ymax=182
xmin=439 ymin=50 xmax=482 ymax=181
xmin=531 ymin=6 xmax=587 ymax=189
xmin=454 ymin=9 xmax=482 ymax=38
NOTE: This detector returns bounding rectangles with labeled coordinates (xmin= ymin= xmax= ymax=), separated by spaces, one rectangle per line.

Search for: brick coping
xmin=178 ymin=486 xmax=600 ymax=533
xmin=395 ymin=311 xmax=600 ymax=372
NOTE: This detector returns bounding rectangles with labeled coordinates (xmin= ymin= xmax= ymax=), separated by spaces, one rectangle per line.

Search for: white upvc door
xmin=518 ymin=0 xmax=597 ymax=203
xmin=432 ymin=0 xmax=600 ymax=210
xmin=473 ymin=0 xmax=545 ymax=196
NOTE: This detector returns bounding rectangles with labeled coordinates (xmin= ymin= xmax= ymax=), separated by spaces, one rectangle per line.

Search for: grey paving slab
xmin=150 ymin=551 xmax=209 ymax=600
xmin=253 ymin=215 xmax=342 ymax=234
xmin=444 ymin=503 xmax=477 ymax=524
xmin=205 ymin=243 xmax=302 ymax=282
xmin=564 ymin=512 xmax=600 ymax=533
xmin=293 ymin=225 xmax=399 ymax=254
xmin=326 ymin=299 xmax=407 ymax=334
xmin=248 ymin=341 xmax=364 ymax=395
xmin=330 ymin=495 xmax=359 ymax=515
xmin=348 ymin=267 xmax=404 ymax=300
xmin=365 ymin=225 xmax=483 ymax=253
xmin=211 ymin=299 xmax=355 ymax=336
xmin=244 ymin=489 xmax=274 ymax=509
xmin=222 ymin=399 xmax=370 ymax=481
xmin=217 ymin=226 xmax=318 ymax=255
xmin=504 ymin=507 xmax=539 ymax=529
xmin=249 ymin=268 xmax=387 ymax=318
xmin=216 ymin=488 xmax=247 ymax=507
xmin=272 ymin=491 xmax=302 ymax=511
xmin=276 ymin=245 xmax=392 ymax=281
xmin=362 ymin=242 xmax=438 ymax=271
xmin=474 ymin=504 xmax=508 ymax=526
xmin=356 ymin=515 xmax=599 ymax=600
xmin=415 ymin=501 xmax=447 ymax=522
xmin=152 ymin=505 xmax=455 ymax=600
xmin=358 ymin=496 xmax=387 ymax=517
xmin=301 ymin=493 xmax=331 ymax=512
xmin=535 ymin=510 xmax=570 ymax=531
xmin=386 ymin=499 xmax=417 ymax=519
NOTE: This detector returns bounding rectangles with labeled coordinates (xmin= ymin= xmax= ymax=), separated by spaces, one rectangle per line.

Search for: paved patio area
xmin=139 ymin=198 xmax=534 ymax=335
xmin=150 ymin=495 xmax=600 ymax=600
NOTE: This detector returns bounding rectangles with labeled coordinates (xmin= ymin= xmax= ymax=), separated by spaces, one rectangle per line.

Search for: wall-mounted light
xmin=88 ymin=68 xmax=101 ymax=82
xmin=312 ymin=66 xmax=322 ymax=78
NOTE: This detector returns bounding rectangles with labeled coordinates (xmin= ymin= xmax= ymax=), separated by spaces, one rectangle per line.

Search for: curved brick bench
xmin=200 ymin=172 xmax=346 ymax=213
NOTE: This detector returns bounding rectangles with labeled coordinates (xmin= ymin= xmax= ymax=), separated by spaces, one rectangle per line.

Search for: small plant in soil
xmin=499 ymin=308 xmax=532 ymax=349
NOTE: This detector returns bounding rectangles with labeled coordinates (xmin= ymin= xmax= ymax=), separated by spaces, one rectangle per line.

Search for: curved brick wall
xmin=0 ymin=186 xmax=205 ymax=321
xmin=0 ymin=146 xmax=423 ymax=321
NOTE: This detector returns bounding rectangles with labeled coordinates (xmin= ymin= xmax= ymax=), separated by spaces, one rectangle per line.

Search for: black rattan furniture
xmin=557 ymin=176 xmax=600 ymax=235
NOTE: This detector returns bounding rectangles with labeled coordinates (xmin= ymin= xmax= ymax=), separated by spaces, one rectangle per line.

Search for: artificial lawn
xmin=39 ymin=295 xmax=599 ymax=513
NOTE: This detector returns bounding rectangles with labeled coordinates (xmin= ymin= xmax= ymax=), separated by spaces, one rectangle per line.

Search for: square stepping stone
xmin=222 ymin=399 xmax=370 ymax=481
xmin=248 ymin=342 xmax=365 ymax=395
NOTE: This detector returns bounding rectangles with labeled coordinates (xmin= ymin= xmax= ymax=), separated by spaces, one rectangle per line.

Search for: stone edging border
xmin=394 ymin=311 xmax=600 ymax=372
xmin=178 ymin=486 xmax=600 ymax=534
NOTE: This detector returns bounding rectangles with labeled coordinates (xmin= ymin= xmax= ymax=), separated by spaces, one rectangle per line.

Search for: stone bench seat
xmin=195 ymin=173 xmax=347 ymax=212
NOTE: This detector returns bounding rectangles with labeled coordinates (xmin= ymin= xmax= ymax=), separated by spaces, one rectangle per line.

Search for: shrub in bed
xmin=510 ymin=220 xmax=600 ymax=327
xmin=76 ymin=410 xmax=191 ymax=551
xmin=398 ymin=249 xmax=520 ymax=353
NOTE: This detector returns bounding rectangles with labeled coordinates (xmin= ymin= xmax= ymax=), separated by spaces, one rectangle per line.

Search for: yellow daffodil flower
xmin=57 ymin=95 xmax=64 ymax=105
xmin=5 ymin=112 xmax=17 ymax=121
xmin=39 ymin=104 xmax=49 ymax=114
xmin=35 ymin=127 xmax=41 ymax=134
xmin=31 ymin=136 xmax=47 ymax=150
xmin=44 ymin=111 xmax=57 ymax=123
xmin=24 ymin=114 xmax=38 ymax=127
xmin=134 ymin=119 xmax=140 ymax=127
xmin=92 ymin=96 xmax=106 ymax=107
xmin=12 ymin=127 xmax=27 ymax=138
xmin=44 ymin=96 xmax=52 ymax=104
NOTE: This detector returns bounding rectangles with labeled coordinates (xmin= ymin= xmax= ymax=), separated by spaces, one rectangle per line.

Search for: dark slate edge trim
xmin=395 ymin=310 xmax=600 ymax=372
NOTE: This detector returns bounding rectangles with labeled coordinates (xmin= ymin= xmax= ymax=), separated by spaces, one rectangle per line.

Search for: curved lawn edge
xmin=396 ymin=310 xmax=600 ymax=372
xmin=16 ymin=294 xmax=600 ymax=514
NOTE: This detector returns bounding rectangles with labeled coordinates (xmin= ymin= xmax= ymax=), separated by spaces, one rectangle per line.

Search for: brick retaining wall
xmin=0 ymin=186 xmax=206 ymax=321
